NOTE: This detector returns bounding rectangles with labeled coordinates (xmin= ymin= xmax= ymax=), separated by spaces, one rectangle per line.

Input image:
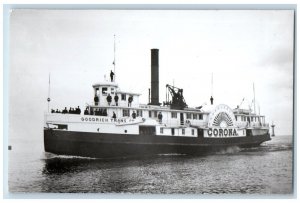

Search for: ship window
xmin=111 ymin=88 xmax=115 ymax=94
xmin=198 ymin=114 xmax=203 ymax=120
xmin=139 ymin=126 xmax=156 ymax=136
xmin=57 ymin=124 xmax=68 ymax=130
xmin=171 ymin=128 xmax=175 ymax=135
xmin=121 ymin=94 xmax=126 ymax=101
xmin=193 ymin=114 xmax=197 ymax=120
xmin=182 ymin=129 xmax=185 ymax=135
xmin=149 ymin=111 xmax=152 ymax=117
xmin=95 ymin=108 xmax=107 ymax=116
xmin=198 ymin=129 xmax=204 ymax=138
xmin=186 ymin=113 xmax=191 ymax=119
xmin=137 ymin=110 xmax=143 ymax=117
xmin=251 ymin=117 xmax=253 ymax=122
xmin=123 ymin=109 xmax=129 ymax=117
xmin=160 ymin=127 xmax=163 ymax=134
xmin=192 ymin=129 xmax=194 ymax=135
xmin=102 ymin=87 xmax=108 ymax=95
xmin=235 ymin=116 xmax=238 ymax=121
xmin=171 ymin=112 xmax=177 ymax=118
xmin=95 ymin=88 xmax=99 ymax=95
xmin=154 ymin=111 xmax=158 ymax=118
xmin=246 ymin=129 xmax=252 ymax=136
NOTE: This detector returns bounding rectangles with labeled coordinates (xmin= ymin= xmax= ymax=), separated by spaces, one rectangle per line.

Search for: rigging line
xmin=113 ymin=34 xmax=116 ymax=82
xmin=211 ymin=72 xmax=213 ymax=97
xmin=48 ymin=73 xmax=50 ymax=98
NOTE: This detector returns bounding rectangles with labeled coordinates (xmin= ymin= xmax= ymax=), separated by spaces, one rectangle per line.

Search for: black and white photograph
xmin=5 ymin=5 xmax=295 ymax=197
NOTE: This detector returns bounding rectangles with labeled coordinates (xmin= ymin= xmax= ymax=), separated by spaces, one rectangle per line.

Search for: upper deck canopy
xmin=93 ymin=81 xmax=118 ymax=88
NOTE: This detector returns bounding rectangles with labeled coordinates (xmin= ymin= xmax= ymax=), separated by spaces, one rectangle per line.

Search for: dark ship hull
xmin=44 ymin=129 xmax=271 ymax=158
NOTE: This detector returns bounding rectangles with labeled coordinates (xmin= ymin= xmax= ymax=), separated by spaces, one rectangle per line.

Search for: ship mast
xmin=47 ymin=73 xmax=51 ymax=112
xmin=211 ymin=73 xmax=213 ymax=97
xmin=253 ymin=83 xmax=256 ymax=114
xmin=210 ymin=73 xmax=214 ymax=105
xmin=113 ymin=34 xmax=116 ymax=82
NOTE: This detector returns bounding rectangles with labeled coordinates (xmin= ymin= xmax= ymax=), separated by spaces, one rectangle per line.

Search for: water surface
xmin=8 ymin=135 xmax=293 ymax=195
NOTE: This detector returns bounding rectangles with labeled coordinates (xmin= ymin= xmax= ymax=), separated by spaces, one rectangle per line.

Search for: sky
xmin=8 ymin=9 xmax=294 ymax=138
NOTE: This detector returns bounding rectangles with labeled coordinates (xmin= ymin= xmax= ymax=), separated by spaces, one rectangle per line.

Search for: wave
xmin=43 ymin=152 xmax=99 ymax=160
xmin=215 ymin=146 xmax=241 ymax=155
xmin=240 ymin=143 xmax=293 ymax=153
xmin=158 ymin=153 xmax=187 ymax=156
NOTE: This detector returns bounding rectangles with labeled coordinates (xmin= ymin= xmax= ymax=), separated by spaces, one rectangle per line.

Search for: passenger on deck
xmin=107 ymin=94 xmax=112 ymax=106
xmin=158 ymin=112 xmax=163 ymax=123
xmin=94 ymin=95 xmax=99 ymax=106
xmin=114 ymin=94 xmax=119 ymax=106
xmin=112 ymin=112 xmax=116 ymax=119
xmin=51 ymin=109 xmax=55 ymax=113
xmin=84 ymin=108 xmax=89 ymax=115
xmin=103 ymin=109 xmax=108 ymax=116
xmin=69 ymin=107 xmax=72 ymax=114
xmin=110 ymin=70 xmax=114 ymax=82
xmin=56 ymin=109 xmax=60 ymax=113
xmin=62 ymin=107 xmax=68 ymax=114
xmin=76 ymin=106 xmax=81 ymax=114
xmin=132 ymin=111 xmax=137 ymax=119
xmin=128 ymin=95 xmax=133 ymax=107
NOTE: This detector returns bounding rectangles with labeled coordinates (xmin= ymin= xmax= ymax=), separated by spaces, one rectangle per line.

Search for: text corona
xmin=208 ymin=128 xmax=239 ymax=137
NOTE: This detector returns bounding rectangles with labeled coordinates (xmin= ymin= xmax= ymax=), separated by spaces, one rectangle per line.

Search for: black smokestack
xmin=151 ymin=49 xmax=159 ymax=105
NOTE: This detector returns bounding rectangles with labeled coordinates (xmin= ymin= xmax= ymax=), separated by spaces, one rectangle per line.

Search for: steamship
xmin=44 ymin=49 xmax=271 ymax=158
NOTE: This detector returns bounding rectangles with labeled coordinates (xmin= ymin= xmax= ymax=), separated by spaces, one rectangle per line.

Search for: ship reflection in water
xmin=35 ymin=136 xmax=293 ymax=194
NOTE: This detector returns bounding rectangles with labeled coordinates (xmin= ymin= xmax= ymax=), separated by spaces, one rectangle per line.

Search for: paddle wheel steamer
xmin=44 ymin=49 xmax=271 ymax=158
